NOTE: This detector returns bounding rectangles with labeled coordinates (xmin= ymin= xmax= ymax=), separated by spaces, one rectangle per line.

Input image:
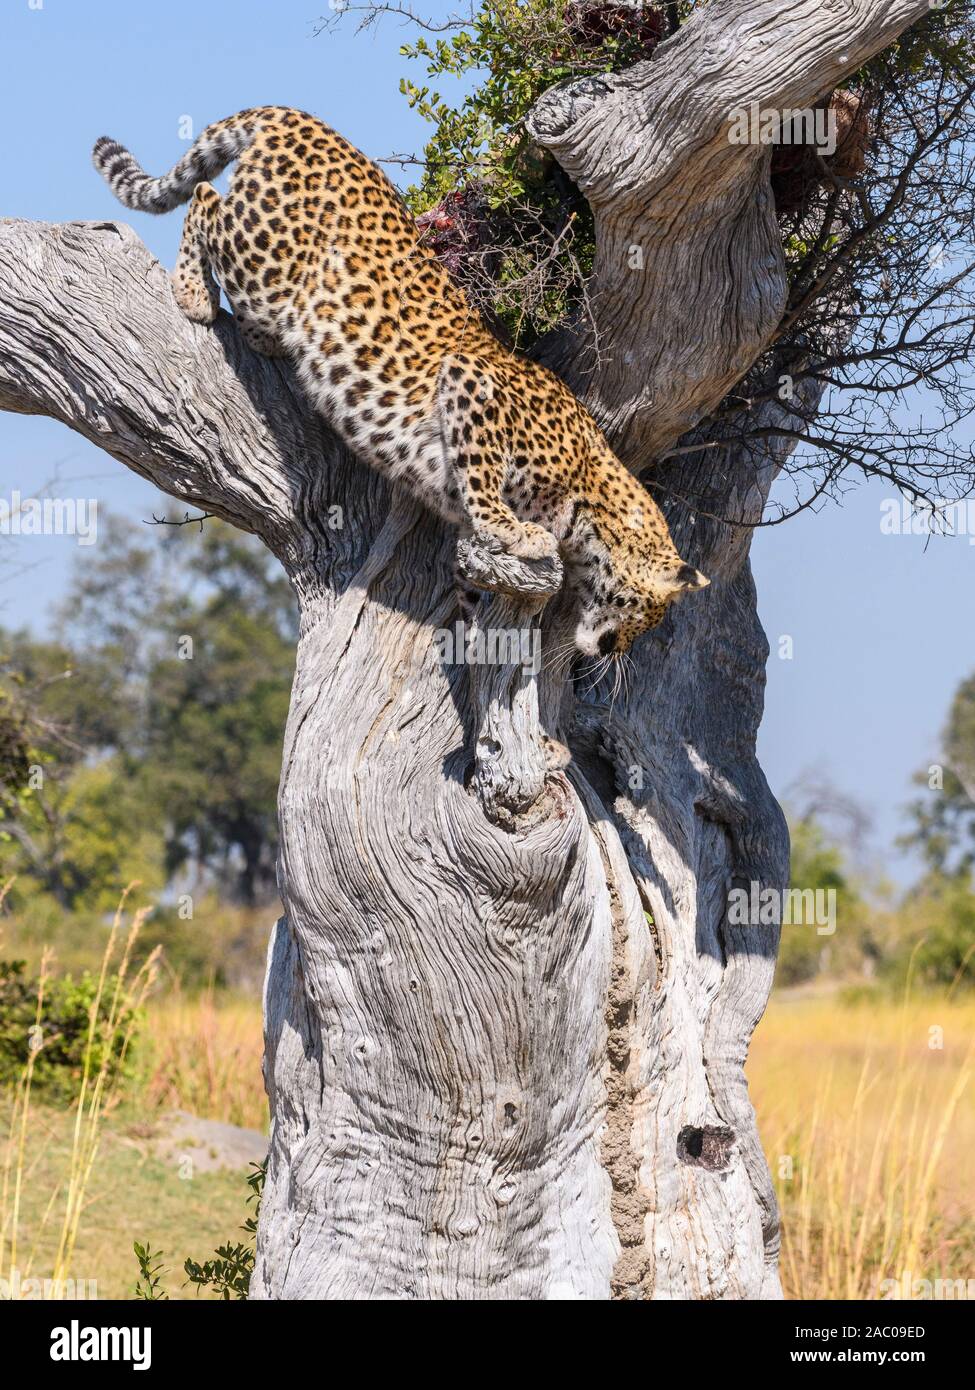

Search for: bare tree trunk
xmin=0 ymin=0 xmax=929 ymax=1300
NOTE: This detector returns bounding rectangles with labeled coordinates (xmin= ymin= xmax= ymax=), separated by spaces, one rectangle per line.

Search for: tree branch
xmin=526 ymin=0 xmax=934 ymax=466
xmin=0 ymin=217 xmax=562 ymax=610
xmin=0 ymin=218 xmax=318 ymax=547
xmin=529 ymin=0 xmax=933 ymax=207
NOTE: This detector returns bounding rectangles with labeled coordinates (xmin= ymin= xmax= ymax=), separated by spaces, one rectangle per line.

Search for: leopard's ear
xmin=666 ymin=563 xmax=709 ymax=595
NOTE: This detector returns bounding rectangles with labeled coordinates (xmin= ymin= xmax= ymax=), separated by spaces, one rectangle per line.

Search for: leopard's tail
xmin=92 ymin=109 xmax=265 ymax=214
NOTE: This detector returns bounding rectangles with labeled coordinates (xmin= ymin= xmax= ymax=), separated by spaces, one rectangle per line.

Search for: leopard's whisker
xmin=542 ymin=640 xmax=580 ymax=676
xmin=620 ymin=651 xmax=634 ymax=706
xmin=579 ymin=654 xmax=612 ymax=698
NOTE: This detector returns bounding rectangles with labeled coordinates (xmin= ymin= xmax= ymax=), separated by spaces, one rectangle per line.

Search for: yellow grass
xmin=140 ymin=989 xmax=267 ymax=1132
xmin=0 ymin=883 xmax=261 ymax=1299
xmin=749 ymin=987 xmax=975 ymax=1299
xmin=3 ymin=881 xmax=971 ymax=1299
xmin=141 ymin=983 xmax=975 ymax=1300
xmin=0 ymin=1104 xmax=261 ymax=1299
xmin=1 ymin=883 xmax=161 ymax=1296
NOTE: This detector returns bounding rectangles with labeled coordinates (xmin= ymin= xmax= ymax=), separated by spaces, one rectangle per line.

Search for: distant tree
xmin=887 ymin=874 xmax=975 ymax=990
xmin=140 ymin=523 xmax=296 ymax=905
xmin=779 ymin=816 xmax=877 ymax=985
xmin=890 ymin=669 xmax=975 ymax=989
xmin=0 ymin=674 xmax=33 ymax=828
xmin=945 ymin=672 xmax=975 ymax=807
xmin=0 ymin=629 xmax=161 ymax=908
xmin=0 ymin=514 xmax=295 ymax=908
xmin=902 ymin=671 xmax=975 ymax=879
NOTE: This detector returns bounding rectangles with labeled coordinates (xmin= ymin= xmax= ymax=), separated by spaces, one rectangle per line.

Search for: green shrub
xmin=134 ymin=1161 xmax=265 ymax=1301
xmin=0 ymin=957 xmax=138 ymax=1099
xmin=885 ymin=877 xmax=975 ymax=991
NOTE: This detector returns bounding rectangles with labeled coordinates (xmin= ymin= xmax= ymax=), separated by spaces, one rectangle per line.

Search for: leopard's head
xmin=565 ymin=507 xmax=709 ymax=657
xmin=571 ymin=560 xmax=710 ymax=657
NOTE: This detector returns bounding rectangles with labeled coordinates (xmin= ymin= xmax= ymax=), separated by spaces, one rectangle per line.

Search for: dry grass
xmin=0 ymin=1103 xmax=260 ymax=1299
xmin=1 ymin=882 xmax=161 ymax=1296
xmin=749 ymin=986 xmax=975 ymax=1299
xmin=139 ymin=981 xmax=975 ymax=1301
xmin=66 ymin=983 xmax=975 ymax=1301
xmin=139 ymin=989 xmax=267 ymax=1133
xmin=0 ymin=886 xmax=264 ymax=1299
xmin=3 ymin=886 xmax=972 ymax=1300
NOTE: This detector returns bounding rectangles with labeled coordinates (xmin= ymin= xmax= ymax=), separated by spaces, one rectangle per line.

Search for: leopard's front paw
xmin=508 ymin=523 xmax=559 ymax=562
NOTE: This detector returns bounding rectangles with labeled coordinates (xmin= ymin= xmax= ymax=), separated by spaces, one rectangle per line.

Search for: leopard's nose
xmin=597 ymin=629 xmax=618 ymax=657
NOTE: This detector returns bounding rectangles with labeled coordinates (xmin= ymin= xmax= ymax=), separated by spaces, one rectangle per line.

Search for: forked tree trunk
xmin=0 ymin=0 xmax=929 ymax=1299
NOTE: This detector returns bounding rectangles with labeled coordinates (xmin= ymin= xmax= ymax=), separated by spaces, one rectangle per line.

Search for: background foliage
xmin=0 ymin=511 xmax=295 ymax=914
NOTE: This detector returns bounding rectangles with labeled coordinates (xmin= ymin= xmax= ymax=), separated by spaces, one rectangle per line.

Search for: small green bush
xmin=884 ymin=877 xmax=975 ymax=991
xmin=134 ymin=1161 xmax=265 ymax=1301
xmin=0 ymin=957 xmax=137 ymax=1098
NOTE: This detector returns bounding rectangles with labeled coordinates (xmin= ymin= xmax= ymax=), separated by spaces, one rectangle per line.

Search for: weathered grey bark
xmin=0 ymin=0 xmax=929 ymax=1300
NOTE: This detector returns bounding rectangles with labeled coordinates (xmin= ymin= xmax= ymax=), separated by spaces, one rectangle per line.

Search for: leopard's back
xmin=213 ymin=110 xmax=491 ymax=506
xmin=94 ymin=106 xmax=705 ymax=649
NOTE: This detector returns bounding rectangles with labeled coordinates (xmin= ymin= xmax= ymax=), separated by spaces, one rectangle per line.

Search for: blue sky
xmin=1 ymin=0 xmax=972 ymax=887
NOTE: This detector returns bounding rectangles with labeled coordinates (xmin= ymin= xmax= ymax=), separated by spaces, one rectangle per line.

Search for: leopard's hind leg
xmin=172 ymin=183 xmax=221 ymax=325
xmin=233 ymin=311 xmax=289 ymax=359
xmin=172 ymin=182 xmax=286 ymax=357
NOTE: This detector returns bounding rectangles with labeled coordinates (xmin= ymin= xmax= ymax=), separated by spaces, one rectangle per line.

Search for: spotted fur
xmin=93 ymin=106 xmax=708 ymax=655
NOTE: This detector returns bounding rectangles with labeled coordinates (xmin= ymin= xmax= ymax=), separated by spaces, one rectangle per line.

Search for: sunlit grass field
xmin=748 ymin=990 xmax=974 ymax=1300
xmin=0 ymin=896 xmax=266 ymax=1300
xmin=2 ymin=919 xmax=972 ymax=1298
xmin=0 ymin=1102 xmax=254 ymax=1299
xmin=140 ymin=990 xmax=267 ymax=1133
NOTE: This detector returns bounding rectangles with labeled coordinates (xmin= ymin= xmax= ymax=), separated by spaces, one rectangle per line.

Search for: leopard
xmin=93 ymin=105 xmax=709 ymax=658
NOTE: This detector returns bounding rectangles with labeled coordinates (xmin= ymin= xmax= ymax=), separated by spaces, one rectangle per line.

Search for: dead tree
xmin=0 ymin=0 xmax=937 ymax=1299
